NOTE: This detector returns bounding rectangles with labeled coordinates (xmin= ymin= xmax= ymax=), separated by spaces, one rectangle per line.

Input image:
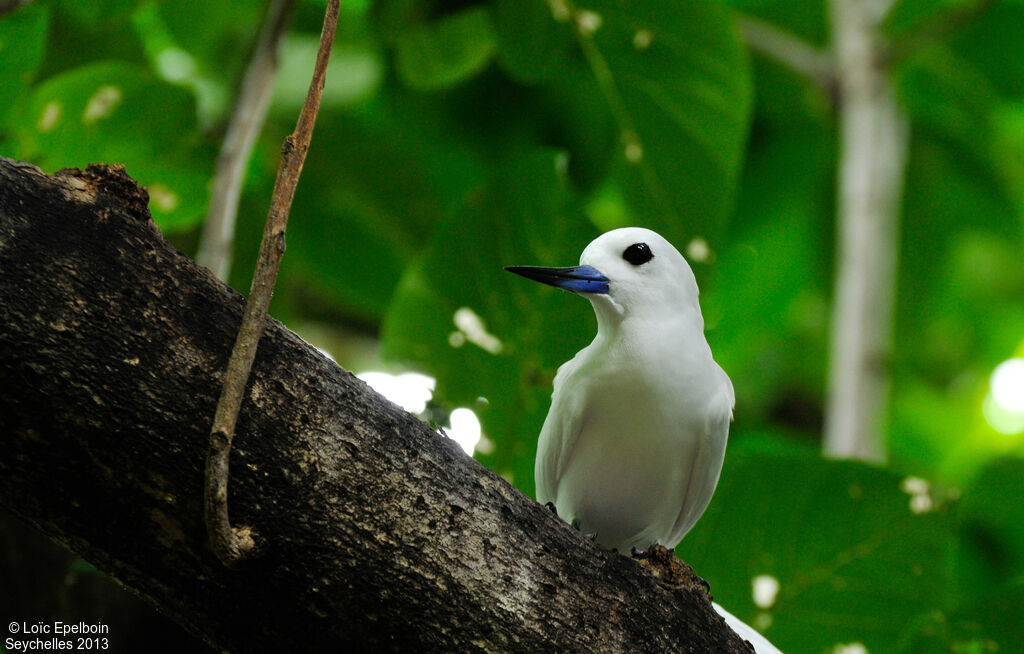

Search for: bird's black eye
xmin=622 ymin=242 xmax=653 ymax=265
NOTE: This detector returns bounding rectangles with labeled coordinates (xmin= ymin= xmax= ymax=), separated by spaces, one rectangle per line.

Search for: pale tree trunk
xmin=825 ymin=0 xmax=909 ymax=462
xmin=0 ymin=157 xmax=753 ymax=652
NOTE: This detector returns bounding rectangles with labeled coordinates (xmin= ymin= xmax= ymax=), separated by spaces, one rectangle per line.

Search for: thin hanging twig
xmin=204 ymin=0 xmax=340 ymax=568
xmin=197 ymin=0 xmax=297 ymax=282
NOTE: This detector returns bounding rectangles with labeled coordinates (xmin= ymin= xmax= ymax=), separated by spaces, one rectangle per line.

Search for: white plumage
xmin=508 ymin=229 xmax=786 ymax=653
xmin=508 ymin=227 xmax=734 ymax=553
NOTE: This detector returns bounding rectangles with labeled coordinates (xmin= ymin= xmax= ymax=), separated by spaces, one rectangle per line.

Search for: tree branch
xmin=204 ymin=0 xmax=338 ymax=568
xmin=195 ymin=0 xmax=297 ymax=282
xmin=0 ymin=157 xmax=753 ymax=652
xmin=735 ymin=12 xmax=836 ymax=94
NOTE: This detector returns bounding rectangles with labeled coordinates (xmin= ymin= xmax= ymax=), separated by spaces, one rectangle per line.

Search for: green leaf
xmin=394 ymin=6 xmax=497 ymax=91
xmin=272 ymin=95 xmax=486 ymax=323
xmin=0 ymin=2 xmax=49 ymax=128
xmin=897 ymin=581 xmax=1024 ymax=654
xmin=151 ymin=0 xmax=265 ymax=124
xmin=53 ymin=0 xmax=140 ymax=28
xmin=493 ymin=0 xmax=574 ymax=83
xmin=955 ymin=457 xmax=1024 ymax=599
xmin=889 ymin=378 xmax=978 ymax=484
xmin=727 ymin=0 xmax=828 ymax=46
xmin=281 ymin=123 xmax=433 ymax=322
xmin=492 ymin=0 xmax=754 ymax=242
xmin=677 ymin=450 xmax=956 ymax=654
xmin=889 ymin=42 xmax=1024 ymax=481
xmin=885 ymin=0 xmax=973 ymax=38
xmin=705 ymin=127 xmax=832 ymax=421
xmin=576 ymin=0 xmax=753 ymax=246
xmin=903 ymin=2 xmax=1024 ymax=100
xmin=381 ymin=151 xmax=599 ymax=494
xmin=898 ymin=48 xmax=1005 ymax=180
xmin=272 ymin=35 xmax=384 ymax=111
xmin=37 ymin=2 xmax=147 ymax=77
xmin=953 ymin=5 xmax=1024 ymax=98
xmin=153 ymin=0 xmax=264 ymax=73
xmin=897 ymin=42 xmax=1024 ymax=223
xmin=9 ymin=61 xmax=209 ymax=231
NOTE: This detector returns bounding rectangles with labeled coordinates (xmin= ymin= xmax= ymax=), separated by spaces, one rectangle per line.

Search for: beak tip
xmin=503 ymin=264 xmax=609 ymax=295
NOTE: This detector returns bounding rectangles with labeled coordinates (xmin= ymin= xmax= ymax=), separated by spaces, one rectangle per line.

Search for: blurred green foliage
xmin=2 ymin=0 xmax=1023 ymax=651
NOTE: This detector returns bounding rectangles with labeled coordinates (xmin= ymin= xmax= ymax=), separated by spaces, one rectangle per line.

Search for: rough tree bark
xmin=0 ymin=157 xmax=753 ymax=652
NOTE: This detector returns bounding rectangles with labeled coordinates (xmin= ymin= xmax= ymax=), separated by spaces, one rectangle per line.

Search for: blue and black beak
xmin=504 ymin=265 xmax=610 ymax=295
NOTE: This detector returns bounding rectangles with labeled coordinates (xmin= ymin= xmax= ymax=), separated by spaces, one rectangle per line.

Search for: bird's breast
xmin=542 ymin=335 xmax=727 ymax=551
xmin=553 ymin=372 xmax=707 ymax=544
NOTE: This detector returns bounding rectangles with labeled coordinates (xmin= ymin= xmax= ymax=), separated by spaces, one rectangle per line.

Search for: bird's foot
xmin=544 ymin=501 xmax=558 ymax=516
xmin=568 ymin=518 xmax=599 ymax=543
xmin=631 ymin=545 xmax=712 ymax=596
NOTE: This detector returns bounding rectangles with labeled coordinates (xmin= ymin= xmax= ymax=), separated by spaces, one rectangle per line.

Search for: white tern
xmin=506 ymin=227 xmax=734 ymax=553
xmin=507 ymin=228 xmax=783 ymax=654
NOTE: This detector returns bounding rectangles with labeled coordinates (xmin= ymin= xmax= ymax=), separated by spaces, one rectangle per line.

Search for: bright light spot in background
xmin=448 ymin=331 xmax=466 ymax=348
xmin=357 ymin=371 xmax=484 ymax=456
xmin=991 ymin=357 xmax=1024 ymax=410
xmin=686 ymin=237 xmax=711 ymax=263
xmin=448 ymin=408 xmax=481 ymax=456
xmin=900 ymin=476 xmax=934 ymax=514
xmin=82 ymin=85 xmax=123 ymax=123
xmin=147 ymin=184 xmax=179 ymax=213
xmin=633 ymin=28 xmax=653 ymax=50
xmin=832 ymin=643 xmax=868 ymax=654
xmin=38 ymin=101 xmax=62 ymax=132
xmin=273 ymin=36 xmax=384 ymax=110
xmin=575 ymin=10 xmax=603 ymax=35
xmin=358 ymin=372 xmax=435 ymax=414
xmin=451 ymin=307 xmax=503 ymax=354
xmin=753 ymin=612 xmax=772 ymax=631
xmin=312 ymin=345 xmax=336 ymax=362
xmin=549 ymin=0 xmax=570 ymax=22
xmin=156 ymin=47 xmax=197 ymax=83
xmin=751 ymin=574 xmax=780 ymax=609
xmin=624 ymin=138 xmax=643 ymax=164
xmin=983 ymin=357 xmax=1024 ymax=434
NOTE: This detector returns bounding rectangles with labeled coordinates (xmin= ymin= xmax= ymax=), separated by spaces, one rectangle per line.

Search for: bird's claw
xmin=696 ymin=574 xmax=711 ymax=594
xmin=544 ymin=501 xmax=558 ymax=516
xmin=568 ymin=518 xmax=599 ymax=543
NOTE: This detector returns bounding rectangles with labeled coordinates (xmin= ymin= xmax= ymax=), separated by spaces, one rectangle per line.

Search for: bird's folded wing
xmin=534 ymin=366 xmax=589 ymax=506
xmin=666 ymin=371 xmax=735 ymax=545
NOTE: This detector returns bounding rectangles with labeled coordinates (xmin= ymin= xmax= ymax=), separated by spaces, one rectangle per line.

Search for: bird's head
xmin=506 ymin=227 xmax=700 ymax=325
